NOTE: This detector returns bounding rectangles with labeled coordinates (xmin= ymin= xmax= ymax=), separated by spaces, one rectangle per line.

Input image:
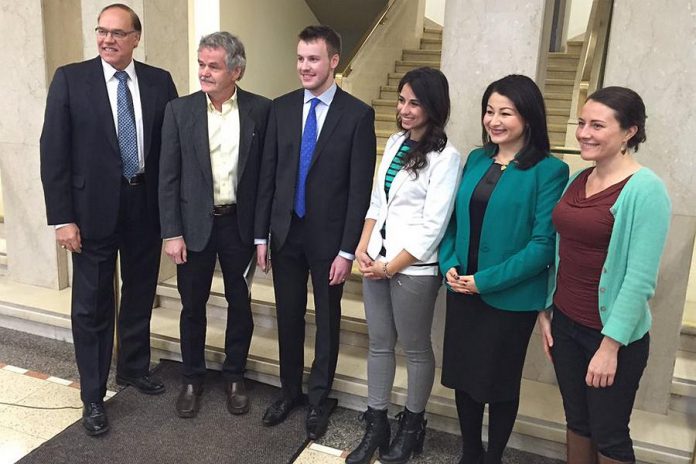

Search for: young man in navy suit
xmin=40 ymin=3 xmax=177 ymax=436
xmin=255 ymin=25 xmax=376 ymax=440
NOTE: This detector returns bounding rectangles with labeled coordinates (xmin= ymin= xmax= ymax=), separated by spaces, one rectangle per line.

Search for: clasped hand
xmin=445 ymin=267 xmax=479 ymax=294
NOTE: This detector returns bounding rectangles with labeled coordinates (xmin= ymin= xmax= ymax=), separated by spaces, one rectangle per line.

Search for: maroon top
xmin=552 ymin=168 xmax=631 ymax=330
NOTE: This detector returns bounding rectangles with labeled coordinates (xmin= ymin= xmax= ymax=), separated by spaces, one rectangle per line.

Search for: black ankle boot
xmin=379 ymin=408 xmax=426 ymax=463
xmin=345 ymin=407 xmax=390 ymax=464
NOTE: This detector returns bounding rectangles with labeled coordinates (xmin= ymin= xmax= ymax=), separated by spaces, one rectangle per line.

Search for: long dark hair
xmin=396 ymin=67 xmax=450 ymax=174
xmin=480 ymin=74 xmax=550 ymax=170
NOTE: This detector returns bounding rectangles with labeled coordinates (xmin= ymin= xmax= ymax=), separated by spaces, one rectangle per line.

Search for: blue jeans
xmin=551 ymin=308 xmax=649 ymax=462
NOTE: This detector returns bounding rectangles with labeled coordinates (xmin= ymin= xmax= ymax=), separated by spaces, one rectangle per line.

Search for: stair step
xmin=546 ymin=106 xmax=571 ymax=117
xmin=422 ymin=27 xmax=442 ymax=40
xmin=547 ymin=114 xmax=569 ymax=125
xmin=402 ymin=49 xmax=441 ymax=61
xmin=0 ymin=275 xmax=694 ymax=463
xmin=395 ymin=60 xmax=440 ymax=73
xmin=379 ymin=85 xmax=398 ymax=100
xmin=419 ymin=38 xmax=442 ymax=50
xmin=546 ymin=70 xmax=576 ymax=81
xmin=545 ymin=91 xmax=573 ymax=101
xmin=545 ymin=78 xmax=575 ymax=87
xmin=547 ymin=62 xmax=578 ymax=73
xmin=547 ymin=123 xmax=567 ymax=132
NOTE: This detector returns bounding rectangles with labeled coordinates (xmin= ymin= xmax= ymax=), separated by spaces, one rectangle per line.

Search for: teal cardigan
xmin=439 ymin=148 xmax=569 ymax=311
xmin=547 ymin=167 xmax=671 ymax=345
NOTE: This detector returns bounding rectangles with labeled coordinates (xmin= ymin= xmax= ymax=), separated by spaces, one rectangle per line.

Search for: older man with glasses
xmin=40 ymin=3 xmax=178 ymax=436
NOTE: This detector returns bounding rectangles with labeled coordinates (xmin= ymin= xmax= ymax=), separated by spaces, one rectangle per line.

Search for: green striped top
xmin=385 ymin=139 xmax=413 ymax=199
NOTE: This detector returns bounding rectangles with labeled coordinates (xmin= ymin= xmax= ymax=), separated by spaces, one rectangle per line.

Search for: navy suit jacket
xmin=254 ymin=86 xmax=376 ymax=260
xmin=40 ymin=57 xmax=178 ymax=239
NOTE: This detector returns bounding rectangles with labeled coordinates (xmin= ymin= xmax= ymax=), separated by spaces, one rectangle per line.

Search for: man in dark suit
xmin=159 ymin=32 xmax=270 ymax=419
xmin=39 ymin=4 xmax=177 ymax=436
xmin=255 ymin=25 xmax=376 ymax=440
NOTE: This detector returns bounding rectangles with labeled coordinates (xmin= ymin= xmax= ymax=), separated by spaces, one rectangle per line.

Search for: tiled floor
xmin=0 ymin=364 xmax=115 ymax=464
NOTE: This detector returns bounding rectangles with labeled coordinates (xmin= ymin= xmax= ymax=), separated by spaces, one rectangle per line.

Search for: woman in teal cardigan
xmin=537 ymin=87 xmax=671 ymax=464
xmin=439 ymin=75 xmax=568 ymax=464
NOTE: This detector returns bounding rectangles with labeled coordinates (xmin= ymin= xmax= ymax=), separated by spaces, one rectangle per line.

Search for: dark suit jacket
xmin=159 ymin=89 xmax=271 ymax=251
xmin=40 ymin=57 xmax=178 ymax=239
xmin=255 ymin=86 xmax=376 ymax=261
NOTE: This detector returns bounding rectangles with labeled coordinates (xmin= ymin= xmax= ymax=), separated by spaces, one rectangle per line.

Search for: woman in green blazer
xmin=439 ymin=75 xmax=568 ymax=464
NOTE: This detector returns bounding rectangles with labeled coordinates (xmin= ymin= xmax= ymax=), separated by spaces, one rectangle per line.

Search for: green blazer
xmin=439 ymin=148 xmax=569 ymax=311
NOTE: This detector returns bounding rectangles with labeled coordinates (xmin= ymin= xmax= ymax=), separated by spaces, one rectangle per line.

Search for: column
xmin=602 ymin=0 xmax=696 ymax=413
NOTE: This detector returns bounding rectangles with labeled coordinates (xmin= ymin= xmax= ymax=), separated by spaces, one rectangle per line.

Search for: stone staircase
xmin=372 ymin=26 xmax=443 ymax=158
xmin=544 ymin=40 xmax=582 ymax=147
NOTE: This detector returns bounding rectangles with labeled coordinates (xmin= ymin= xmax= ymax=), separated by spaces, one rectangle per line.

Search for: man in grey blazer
xmin=159 ymin=32 xmax=270 ymax=418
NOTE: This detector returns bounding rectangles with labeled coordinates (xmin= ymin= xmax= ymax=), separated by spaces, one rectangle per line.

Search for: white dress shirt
xmin=207 ymin=91 xmax=240 ymax=205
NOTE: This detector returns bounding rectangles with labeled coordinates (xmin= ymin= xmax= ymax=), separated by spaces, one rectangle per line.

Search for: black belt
xmin=213 ymin=204 xmax=237 ymax=216
xmin=124 ymin=173 xmax=145 ymax=186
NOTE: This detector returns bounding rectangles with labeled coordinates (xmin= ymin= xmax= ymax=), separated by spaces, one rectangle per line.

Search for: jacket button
xmin=599 ymin=287 xmax=606 ymax=293
xmin=600 ymin=306 xmax=607 ymax=311
xmin=481 ymin=246 xmax=490 ymax=252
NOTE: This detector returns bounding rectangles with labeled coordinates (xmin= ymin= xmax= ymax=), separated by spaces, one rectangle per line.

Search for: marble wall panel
xmin=0 ymin=0 xmax=65 ymax=288
xmin=603 ymin=0 xmax=696 ymax=413
xmin=143 ymin=0 xmax=189 ymax=94
xmin=441 ymin=0 xmax=548 ymax=154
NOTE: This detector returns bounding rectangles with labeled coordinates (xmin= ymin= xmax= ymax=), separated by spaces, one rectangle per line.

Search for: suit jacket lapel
xmin=191 ymin=92 xmax=213 ymax=188
xmin=310 ymin=86 xmax=345 ymax=168
xmin=134 ymin=61 xmax=155 ymax=160
xmin=85 ymin=58 xmax=120 ymax=158
xmin=236 ymin=88 xmax=254 ymax=181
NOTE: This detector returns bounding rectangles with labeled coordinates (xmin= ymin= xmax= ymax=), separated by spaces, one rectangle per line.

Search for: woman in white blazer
xmin=346 ymin=68 xmax=462 ymax=464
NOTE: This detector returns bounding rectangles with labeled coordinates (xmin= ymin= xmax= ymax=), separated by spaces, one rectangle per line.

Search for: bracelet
xmin=383 ymin=261 xmax=393 ymax=279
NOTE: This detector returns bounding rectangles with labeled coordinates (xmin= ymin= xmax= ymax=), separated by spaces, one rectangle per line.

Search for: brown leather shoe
xmin=176 ymin=383 xmax=203 ymax=418
xmin=226 ymin=380 xmax=249 ymax=415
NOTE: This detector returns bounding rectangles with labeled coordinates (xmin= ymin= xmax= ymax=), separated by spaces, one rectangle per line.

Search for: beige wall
xmin=425 ymin=0 xmax=446 ymax=26
xmin=219 ymin=0 xmax=318 ymax=99
xmin=566 ymin=0 xmax=593 ymax=40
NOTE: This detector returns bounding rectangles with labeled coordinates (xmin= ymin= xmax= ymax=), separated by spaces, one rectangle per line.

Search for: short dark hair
xmin=480 ymin=74 xmax=550 ymax=170
xmin=98 ymin=3 xmax=142 ymax=33
xmin=586 ymin=86 xmax=647 ymax=152
xmin=298 ymin=25 xmax=342 ymax=59
xmin=397 ymin=67 xmax=450 ymax=175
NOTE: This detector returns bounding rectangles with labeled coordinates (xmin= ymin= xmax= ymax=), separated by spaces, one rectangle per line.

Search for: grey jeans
xmin=363 ymin=273 xmax=441 ymax=412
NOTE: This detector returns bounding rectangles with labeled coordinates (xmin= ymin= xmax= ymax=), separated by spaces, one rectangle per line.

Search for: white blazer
xmin=365 ymin=132 xmax=463 ymax=276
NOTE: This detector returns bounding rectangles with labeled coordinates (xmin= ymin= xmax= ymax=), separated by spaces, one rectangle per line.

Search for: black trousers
xmin=271 ymin=215 xmax=344 ymax=406
xmin=177 ymin=212 xmax=254 ymax=385
xmin=71 ymin=180 xmax=161 ymax=403
xmin=551 ymin=308 xmax=649 ymax=462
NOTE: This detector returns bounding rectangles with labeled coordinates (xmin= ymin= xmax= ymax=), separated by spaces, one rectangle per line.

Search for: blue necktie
xmin=294 ymin=98 xmax=320 ymax=217
xmin=114 ymin=71 xmax=139 ymax=180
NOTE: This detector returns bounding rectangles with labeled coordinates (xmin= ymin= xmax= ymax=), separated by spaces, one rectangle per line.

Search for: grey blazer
xmin=159 ymin=88 xmax=271 ymax=251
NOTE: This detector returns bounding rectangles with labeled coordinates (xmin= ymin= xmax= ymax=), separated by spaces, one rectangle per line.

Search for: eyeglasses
xmin=95 ymin=27 xmax=138 ymax=40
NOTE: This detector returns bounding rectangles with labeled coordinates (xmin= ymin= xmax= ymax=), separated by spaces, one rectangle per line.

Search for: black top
xmin=467 ymin=162 xmax=505 ymax=274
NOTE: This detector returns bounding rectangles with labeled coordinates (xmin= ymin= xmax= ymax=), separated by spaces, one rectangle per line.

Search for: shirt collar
xmin=206 ymin=88 xmax=238 ymax=114
xmin=304 ymin=82 xmax=337 ymax=107
xmin=102 ymin=58 xmax=136 ymax=82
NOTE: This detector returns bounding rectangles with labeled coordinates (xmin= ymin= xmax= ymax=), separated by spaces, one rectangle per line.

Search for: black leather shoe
xmin=306 ymin=398 xmax=338 ymax=440
xmin=176 ymin=383 xmax=203 ymax=418
xmin=116 ymin=374 xmax=165 ymax=395
xmin=82 ymin=402 xmax=109 ymax=436
xmin=262 ymin=394 xmax=305 ymax=426
xmin=225 ymin=380 xmax=249 ymax=415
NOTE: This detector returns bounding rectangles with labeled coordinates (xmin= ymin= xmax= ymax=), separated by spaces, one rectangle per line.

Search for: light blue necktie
xmin=114 ymin=71 xmax=139 ymax=180
xmin=294 ymin=98 xmax=320 ymax=217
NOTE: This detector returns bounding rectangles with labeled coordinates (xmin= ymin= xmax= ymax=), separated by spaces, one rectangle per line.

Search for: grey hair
xmin=198 ymin=32 xmax=246 ymax=78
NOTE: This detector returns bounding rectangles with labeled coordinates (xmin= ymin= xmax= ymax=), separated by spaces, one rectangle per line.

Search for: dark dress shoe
xmin=82 ymin=402 xmax=109 ymax=436
xmin=116 ymin=374 xmax=165 ymax=395
xmin=306 ymin=398 xmax=338 ymax=440
xmin=262 ymin=394 xmax=305 ymax=426
xmin=225 ymin=380 xmax=249 ymax=415
xmin=176 ymin=383 xmax=203 ymax=418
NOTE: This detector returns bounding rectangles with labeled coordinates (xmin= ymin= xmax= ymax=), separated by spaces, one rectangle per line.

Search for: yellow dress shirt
xmin=207 ymin=91 xmax=240 ymax=205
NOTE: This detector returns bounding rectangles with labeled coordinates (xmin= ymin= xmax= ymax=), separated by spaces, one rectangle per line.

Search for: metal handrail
xmin=567 ymin=0 xmax=613 ymax=130
xmin=337 ymin=0 xmax=398 ymax=77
